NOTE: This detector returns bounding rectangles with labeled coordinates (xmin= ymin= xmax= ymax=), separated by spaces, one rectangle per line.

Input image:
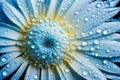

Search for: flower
xmin=0 ymin=0 xmax=120 ymax=80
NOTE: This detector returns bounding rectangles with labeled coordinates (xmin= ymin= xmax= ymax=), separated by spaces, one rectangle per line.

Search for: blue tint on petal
xmin=0 ymin=22 xmax=23 ymax=40
xmin=0 ymin=57 xmax=23 ymax=79
xmin=69 ymin=53 xmax=106 ymax=80
xmin=82 ymin=54 xmax=120 ymax=75
xmin=105 ymin=73 xmax=120 ymax=80
xmin=25 ymin=65 xmax=40 ymax=80
xmin=11 ymin=62 xmax=28 ymax=80
xmin=85 ymin=40 xmax=120 ymax=58
xmin=0 ymin=46 xmax=20 ymax=54
xmin=0 ymin=52 xmax=22 ymax=66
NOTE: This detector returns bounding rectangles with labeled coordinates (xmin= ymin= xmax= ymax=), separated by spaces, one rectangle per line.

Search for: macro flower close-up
xmin=0 ymin=0 xmax=120 ymax=80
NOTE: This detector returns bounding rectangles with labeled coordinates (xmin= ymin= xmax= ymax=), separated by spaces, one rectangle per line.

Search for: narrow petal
xmin=11 ymin=61 xmax=28 ymax=80
xmin=106 ymin=0 xmax=120 ymax=7
xmin=82 ymin=54 xmax=120 ymax=75
xmin=1 ymin=0 xmax=27 ymax=31
xmin=55 ymin=0 xmax=74 ymax=19
xmin=41 ymin=68 xmax=48 ymax=80
xmin=0 ymin=46 xmax=20 ymax=53
xmin=110 ymin=57 xmax=120 ymax=62
xmin=57 ymin=63 xmax=76 ymax=80
xmin=0 ymin=57 xmax=24 ymax=79
xmin=65 ymin=1 xmax=120 ymax=32
xmin=0 ymin=38 xmax=18 ymax=46
xmin=105 ymin=73 xmax=120 ymax=80
xmin=84 ymin=40 xmax=120 ymax=58
xmin=0 ymin=52 xmax=22 ymax=66
xmin=0 ymin=22 xmax=23 ymax=40
xmin=25 ymin=65 xmax=40 ymax=80
xmin=68 ymin=52 xmax=106 ymax=80
xmin=48 ymin=67 xmax=59 ymax=80
xmin=79 ymin=22 xmax=120 ymax=40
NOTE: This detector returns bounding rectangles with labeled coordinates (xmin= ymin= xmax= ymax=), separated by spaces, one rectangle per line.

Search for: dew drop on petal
xmin=2 ymin=71 xmax=8 ymax=76
xmin=64 ymin=68 xmax=70 ymax=73
xmin=1 ymin=58 xmax=7 ymax=62
xmin=33 ymin=74 xmax=38 ymax=79
xmin=102 ymin=30 xmax=108 ymax=35
xmin=103 ymin=60 xmax=108 ymax=64
xmin=84 ymin=18 xmax=89 ymax=22
xmin=96 ymin=3 xmax=102 ymax=8
xmin=82 ymin=71 xmax=88 ymax=76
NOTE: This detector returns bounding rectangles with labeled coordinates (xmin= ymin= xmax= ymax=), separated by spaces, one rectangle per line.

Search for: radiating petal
xmin=79 ymin=22 xmax=120 ymax=40
xmin=11 ymin=61 xmax=28 ymax=80
xmin=57 ymin=63 xmax=76 ymax=80
xmin=55 ymin=0 xmax=74 ymax=19
xmin=1 ymin=0 xmax=27 ymax=31
xmin=25 ymin=65 xmax=40 ymax=80
xmin=68 ymin=52 xmax=106 ymax=80
xmin=0 ymin=22 xmax=23 ymax=40
xmin=65 ymin=1 xmax=120 ymax=32
xmin=0 ymin=46 xmax=20 ymax=53
xmin=110 ymin=57 xmax=120 ymax=62
xmin=81 ymin=54 xmax=120 ymax=75
xmin=0 ymin=52 xmax=22 ymax=66
xmin=41 ymin=68 xmax=48 ymax=80
xmin=48 ymin=67 xmax=59 ymax=80
xmin=83 ymin=40 xmax=120 ymax=58
xmin=105 ymin=73 xmax=120 ymax=80
xmin=105 ymin=0 xmax=120 ymax=7
xmin=108 ymin=33 xmax=120 ymax=41
xmin=0 ymin=57 xmax=24 ymax=79
xmin=0 ymin=37 xmax=18 ymax=46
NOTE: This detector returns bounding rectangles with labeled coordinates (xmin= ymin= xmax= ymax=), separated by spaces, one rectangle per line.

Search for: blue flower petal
xmin=0 ymin=46 xmax=20 ymax=54
xmin=105 ymin=0 xmax=120 ymax=7
xmin=0 ymin=22 xmax=23 ymax=40
xmin=11 ymin=62 xmax=28 ymax=80
xmin=65 ymin=1 xmax=120 ymax=32
xmin=110 ymin=57 xmax=120 ymax=62
xmin=0 ymin=0 xmax=17 ymax=22
xmin=68 ymin=52 xmax=106 ymax=80
xmin=108 ymin=33 xmax=120 ymax=42
xmin=79 ymin=22 xmax=120 ymax=40
xmin=56 ymin=63 xmax=75 ymax=80
xmin=84 ymin=40 xmax=120 ymax=58
xmin=105 ymin=73 xmax=120 ymax=80
xmin=1 ymin=0 xmax=27 ymax=31
xmin=0 ymin=57 xmax=24 ymax=79
xmin=41 ymin=68 xmax=48 ymax=80
xmin=0 ymin=38 xmax=18 ymax=46
xmin=0 ymin=52 xmax=22 ymax=67
xmin=25 ymin=65 xmax=40 ymax=80
xmin=82 ymin=54 xmax=120 ymax=75
xmin=47 ymin=67 xmax=60 ymax=80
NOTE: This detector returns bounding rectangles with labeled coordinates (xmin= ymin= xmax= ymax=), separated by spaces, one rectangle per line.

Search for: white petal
xmin=0 ymin=52 xmax=22 ymax=66
xmin=0 ymin=46 xmax=20 ymax=53
xmin=25 ymin=65 xmax=40 ymax=80
xmin=41 ymin=68 xmax=48 ymax=80
xmin=0 ymin=57 xmax=24 ymax=79
xmin=1 ymin=0 xmax=27 ymax=31
xmin=11 ymin=61 xmax=28 ymax=80
xmin=68 ymin=52 xmax=107 ymax=80
xmin=0 ymin=22 xmax=23 ymax=40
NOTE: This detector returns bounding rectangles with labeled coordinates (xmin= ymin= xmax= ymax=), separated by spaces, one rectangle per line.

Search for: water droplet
xmin=94 ymin=40 xmax=99 ymax=44
xmin=90 ymin=47 xmax=95 ymax=51
xmin=75 ymin=11 xmax=79 ymax=15
xmin=87 ymin=8 xmax=91 ymax=11
xmin=82 ymin=42 xmax=87 ymax=46
xmin=103 ymin=60 xmax=108 ymax=64
xmin=84 ymin=18 xmax=89 ymax=22
xmin=82 ymin=71 xmax=88 ymax=76
xmin=1 ymin=58 xmax=7 ymax=62
xmin=33 ymin=75 xmax=38 ymax=79
xmin=96 ymin=3 xmax=102 ymax=8
xmin=2 ymin=71 xmax=8 ymax=76
xmin=103 ymin=30 xmax=108 ymax=35
xmin=65 ymin=68 xmax=70 ymax=73
xmin=96 ymin=29 xmax=102 ymax=34
xmin=31 ymin=45 xmax=35 ymax=49
xmin=4 ymin=30 xmax=8 ymax=34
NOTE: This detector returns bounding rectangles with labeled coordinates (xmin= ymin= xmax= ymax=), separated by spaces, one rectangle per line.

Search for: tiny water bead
xmin=25 ymin=20 xmax=70 ymax=66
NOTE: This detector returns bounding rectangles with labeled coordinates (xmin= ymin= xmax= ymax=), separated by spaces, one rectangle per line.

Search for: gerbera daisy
xmin=0 ymin=0 xmax=120 ymax=80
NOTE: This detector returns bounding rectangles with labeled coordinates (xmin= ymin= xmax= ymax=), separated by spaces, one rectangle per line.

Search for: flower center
xmin=25 ymin=21 xmax=69 ymax=66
